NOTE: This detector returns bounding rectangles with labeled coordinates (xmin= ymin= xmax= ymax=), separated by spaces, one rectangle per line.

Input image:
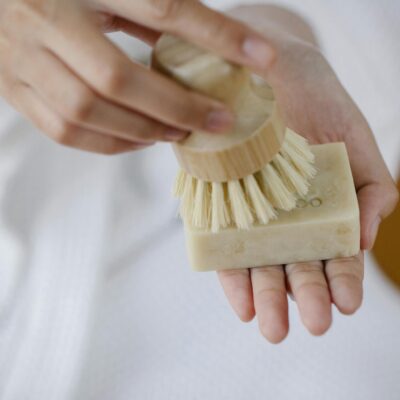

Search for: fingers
xmin=98 ymin=0 xmax=276 ymax=70
xmin=357 ymin=183 xmax=399 ymax=250
xmin=96 ymin=12 xmax=161 ymax=45
xmin=218 ymin=266 xmax=289 ymax=344
xmin=217 ymin=269 xmax=255 ymax=322
xmin=325 ymin=252 xmax=364 ymax=315
xmin=10 ymin=83 xmax=150 ymax=154
xmin=286 ymin=261 xmax=332 ymax=336
xmin=43 ymin=10 xmax=234 ymax=133
xmin=19 ymin=48 xmax=188 ymax=144
xmin=219 ymin=253 xmax=364 ymax=342
xmin=250 ymin=266 xmax=288 ymax=343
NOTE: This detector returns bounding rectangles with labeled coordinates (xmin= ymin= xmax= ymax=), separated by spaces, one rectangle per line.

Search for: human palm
xmin=218 ymin=32 xmax=398 ymax=343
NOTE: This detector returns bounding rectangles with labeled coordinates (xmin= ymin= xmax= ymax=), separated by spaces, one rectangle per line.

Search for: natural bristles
xmin=281 ymin=129 xmax=316 ymax=179
xmin=179 ymin=174 xmax=195 ymax=221
xmin=211 ymin=182 xmax=231 ymax=232
xmin=192 ymin=179 xmax=210 ymax=228
xmin=173 ymin=169 xmax=186 ymax=197
xmin=272 ymin=154 xmax=309 ymax=197
xmin=243 ymin=175 xmax=277 ymax=224
xmin=260 ymin=164 xmax=296 ymax=210
xmin=173 ymin=130 xmax=317 ymax=231
xmin=228 ymin=180 xmax=254 ymax=229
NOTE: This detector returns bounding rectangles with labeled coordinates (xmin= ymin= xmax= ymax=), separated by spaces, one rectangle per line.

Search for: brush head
xmin=173 ymin=128 xmax=316 ymax=232
xmin=153 ymin=34 xmax=316 ymax=232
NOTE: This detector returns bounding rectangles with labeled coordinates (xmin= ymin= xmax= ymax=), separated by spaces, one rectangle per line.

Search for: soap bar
xmin=184 ymin=143 xmax=360 ymax=271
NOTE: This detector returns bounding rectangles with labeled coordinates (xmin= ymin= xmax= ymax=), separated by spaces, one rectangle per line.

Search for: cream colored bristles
xmin=227 ymin=180 xmax=254 ymax=230
xmin=243 ymin=175 xmax=276 ymax=224
xmin=211 ymin=182 xmax=230 ymax=233
xmin=285 ymin=129 xmax=315 ymax=163
xmin=192 ymin=179 xmax=210 ymax=228
xmin=174 ymin=130 xmax=316 ymax=231
xmin=272 ymin=154 xmax=310 ymax=197
xmin=173 ymin=169 xmax=186 ymax=197
xmin=180 ymin=173 xmax=195 ymax=222
xmin=281 ymin=130 xmax=317 ymax=180
xmin=260 ymin=164 xmax=296 ymax=210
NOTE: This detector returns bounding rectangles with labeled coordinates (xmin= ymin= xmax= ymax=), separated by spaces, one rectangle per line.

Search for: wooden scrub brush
xmin=153 ymin=34 xmax=316 ymax=232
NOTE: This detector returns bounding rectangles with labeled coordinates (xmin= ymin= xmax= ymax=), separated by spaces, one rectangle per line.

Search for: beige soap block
xmin=184 ymin=143 xmax=360 ymax=271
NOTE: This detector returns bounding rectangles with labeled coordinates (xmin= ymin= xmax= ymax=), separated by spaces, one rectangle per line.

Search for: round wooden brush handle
xmin=153 ymin=34 xmax=286 ymax=183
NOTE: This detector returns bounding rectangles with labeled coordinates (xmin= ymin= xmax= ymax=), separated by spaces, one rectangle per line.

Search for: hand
xmin=0 ymin=0 xmax=275 ymax=154
xmin=218 ymin=6 xmax=399 ymax=343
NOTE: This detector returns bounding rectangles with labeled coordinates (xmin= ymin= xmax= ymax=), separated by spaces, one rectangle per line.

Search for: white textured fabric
xmin=0 ymin=2 xmax=399 ymax=399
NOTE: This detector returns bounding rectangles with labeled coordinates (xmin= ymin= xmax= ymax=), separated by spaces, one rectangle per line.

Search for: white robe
xmin=0 ymin=1 xmax=399 ymax=399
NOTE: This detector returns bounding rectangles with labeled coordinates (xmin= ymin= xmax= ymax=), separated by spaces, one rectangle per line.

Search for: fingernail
xmin=206 ymin=108 xmax=234 ymax=132
xmin=164 ymin=129 xmax=188 ymax=141
xmin=368 ymin=217 xmax=381 ymax=249
xmin=242 ymin=37 xmax=275 ymax=69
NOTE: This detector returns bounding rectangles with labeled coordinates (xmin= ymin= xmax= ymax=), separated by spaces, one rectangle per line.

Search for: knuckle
xmin=296 ymin=281 xmax=328 ymax=294
xmin=148 ymin=0 xmax=185 ymax=22
xmin=252 ymin=265 xmax=282 ymax=276
xmin=66 ymin=89 xmax=96 ymax=122
xmin=254 ymin=286 xmax=285 ymax=299
xmin=328 ymin=270 xmax=362 ymax=286
xmin=1 ymin=0 xmax=46 ymax=30
xmin=97 ymin=59 xmax=127 ymax=95
xmin=286 ymin=262 xmax=322 ymax=276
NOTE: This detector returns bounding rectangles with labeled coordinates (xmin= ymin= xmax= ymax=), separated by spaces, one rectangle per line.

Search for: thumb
xmin=357 ymin=182 xmax=399 ymax=250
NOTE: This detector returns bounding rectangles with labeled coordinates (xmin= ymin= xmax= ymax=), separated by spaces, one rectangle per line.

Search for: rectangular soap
xmin=184 ymin=142 xmax=360 ymax=271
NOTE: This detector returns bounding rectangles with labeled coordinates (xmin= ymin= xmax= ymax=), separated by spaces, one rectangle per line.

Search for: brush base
xmin=184 ymin=143 xmax=360 ymax=271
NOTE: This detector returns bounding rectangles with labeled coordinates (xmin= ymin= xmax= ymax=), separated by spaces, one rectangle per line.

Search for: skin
xmin=0 ymin=0 xmax=276 ymax=153
xmin=0 ymin=1 xmax=397 ymax=342
xmin=218 ymin=5 xmax=399 ymax=343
